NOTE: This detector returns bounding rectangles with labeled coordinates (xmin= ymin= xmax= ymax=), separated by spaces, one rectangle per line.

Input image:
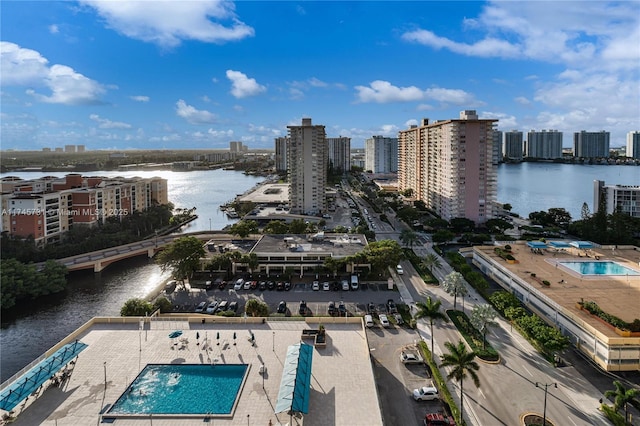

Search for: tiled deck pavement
xmin=6 ymin=318 xmax=383 ymax=426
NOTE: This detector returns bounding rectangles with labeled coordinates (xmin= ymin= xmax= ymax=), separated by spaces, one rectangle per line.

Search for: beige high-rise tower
xmin=287 ymin=118 xmax=327 ymax=215
xmin=398 ymin=110 xmax=498 ymax=224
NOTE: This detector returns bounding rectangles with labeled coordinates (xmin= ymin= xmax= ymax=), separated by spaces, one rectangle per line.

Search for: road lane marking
xmin=522 ymin=364 xmax=533 ymax=377
xmin=478 ymin=388 xmax=486 ymax=399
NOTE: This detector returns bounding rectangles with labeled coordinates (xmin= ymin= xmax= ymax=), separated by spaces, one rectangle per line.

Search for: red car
xmin=423 ymin=413 xmax=455 ymax=426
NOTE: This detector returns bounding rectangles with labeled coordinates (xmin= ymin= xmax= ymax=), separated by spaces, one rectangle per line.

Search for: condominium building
xmin=594 ymin=180 xmax=640 ymax=218
xmin=503 ymin=130 xmax=524 ymax=161
xmin=287 ymin=118 xmax=327 ymax=215
xmin=574 ymin=131 xmax=610 ymax=158
xmin=626 ymin=131 xmax=640 ymax=159
xmin=525 ymin=130 xmax=563 ymax=159
xmin=0 ymin=174 xmax=168 ymax=245
xmin=64 ymin=145 xmax=76 ymax=153
xmin=364 ymin=136 xmax=398 ymax=173
xmin=327 ymin=137 xmax=351 ymax=173
xmin=397 ymin=110 xmax=498 ymax=224
xmin=274 ymin=137 xmax=289 ymax=172
xmin=229 ymin=141 xmax=245 ymax=153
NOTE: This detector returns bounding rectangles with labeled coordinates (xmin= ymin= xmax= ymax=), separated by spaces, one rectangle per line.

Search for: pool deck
xmin=479 ymin=243 xmax=640 ymax=335
xmin=4 ymin=319 xmax=383 ymax=426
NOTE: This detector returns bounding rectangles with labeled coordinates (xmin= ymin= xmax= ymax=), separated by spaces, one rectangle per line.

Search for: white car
xmin=205 ymin=301 xmax=219 ymax=314
xmin=400 ymin=351 xmax=424 ymax=364
xmin=312 ymin=281 xmax=320 ymax=291
xmin=195 ymin=301 xmax=207 ymax=313
xmin=234 ymin=279 xmax=244 ymax=291
xmin=396 ymin=265 xmax=404 ymax=275
xmin=322 ymin=281 xmax=330 ymax=291
xmin=379 ymin=314 xmax=390 ymax=327
xmin=412 ymin=386 xmax=439 ymax=401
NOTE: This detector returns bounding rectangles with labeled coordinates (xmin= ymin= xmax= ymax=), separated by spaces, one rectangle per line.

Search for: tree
xmin=245 ymin=298 xmax=269 ymax=317
xmin=432 ymin=229 xmax=455 ymax=244
xmin=450 ymin=217 xmax=475 ymax=233
xmin=442 ymin=272 xmax=468 ymax=310
xmin=263 ymin=220 xmax=289 ymax=234
xmin=580 ymin=202 xmax=591 ymax=220
xmin=399 ymin=229 xmax=418 ymax=248
xmin=502 ymin=203 xmax=512 ymax=212
xmin=604 ymin=380 xmax=640 ymax=424
xmin=469 ymin=304 xmax=498 ymax=350
xmin=288 ymin=219 xmax=308 ymax=234
xmin=153 ymin=296 xmax=173 ymax=313
xmin=228 ymin=220 xmax=258 ymax=238
xmin=361 ymin=239 xmax=404 ymax=271
xmin=414 ymin=296 xmax=449 ymax=357
xmin=156 ymin=236 xmax=206 ymax=283
xmin=121 ymin=298 xmax=154 ymax=316
xmin=420 ymin=253 xmax=442 ymax=274
xmin=440 ymin=340 xmax=480 ymax=426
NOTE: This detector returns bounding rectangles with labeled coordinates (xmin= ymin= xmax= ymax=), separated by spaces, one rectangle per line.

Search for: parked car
xmin=338 ymin=301 xmax=346 ymax=316
xmin=284 ymin=282 xmax=292 ymax=291
xmin=267 ymin=281 xmax=275 ymax=290
xmin=277 ymin=301 xmax=287 ymax=314
xmin=423 ymin=413 xmax=455 ymax=426
xmin=364 ymin=314 xmax=374 ymax=327
xmin=367 ymin=302 xmax=376 ymax=315
xmin=243 ymin=280 xmax=251 ymax=290
xmin=400 ymin=351 xmax=424 ymax=364
xmin=259 ymin=281 xmax=267 ymax=291
xmin=379 ymin=314 xmax=390 ymax=327
xmin=387 ymin=299 xmax=397 ymax=314
xmin=327 ymin=301 xmax=336 ymax=316
xmin=276 ymin=281 xmax=284 ymax=291
xmin=312 ymin=281 xmax=320 ymax=291
xmin=216 ymin=300 xmax=228 ymax=313
xmin=206 ymin=301 xmax=219 ymax=314
xmin=234 ymin=279 xmax=244 ymax=291
xmin=249 ymin=280 xmax=258 ymax=290
xmin=164 ymin=280 xmax=177 ymax=293
xmin=341 ymin=280 xmax=349 ymax=291
xmin=204 ymin=280 xmax=213 ymax=290
xmin=228 ymin=301 xmax=238 ymax=312
xmin=195 ymin=301 xmax=207 ymax=313
xmin=299 ymin=300 xmax=308 ymax=316
xmin=413 ymin=386 xmax=439 ymax=401
xmin=396 ymin=265 xmax=404 ymax=275
xmin=218 ymin=280 xmax=227 ymax=290
xmin=394 ymin=313 xmax=404 ymax=325
xmin=322 ymin=281 xmax=330 ymax=291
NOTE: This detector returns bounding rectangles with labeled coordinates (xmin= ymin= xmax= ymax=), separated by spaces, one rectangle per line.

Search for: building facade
xmin=274 ymin=137 xmax=289 ymax=172
xmin=229 ymin=141 xmax=246 ymax=153
xmin=525 ymin=130 xmax=563 ymax=159
xmin=364 ymin=136 xmax=398 ymax=173
xmin=594 ymin=180 xmax=640 ymax=218
xmin=626 ymin=131 xmax=640 ymax=160
xmin=574 ymin=131 xmax=610 ymax=158
xmin=326 ymin=137 xmax=351 ymax=173
xmin=398 ymin=110 xmax=498 ymax=224
xmin=1 ymin=174 xmax=168 ymax=244
xmin=503 ymin=130 xmax=524 ymax=161
xmin=287 ymin=118 xmax=327 ymax=215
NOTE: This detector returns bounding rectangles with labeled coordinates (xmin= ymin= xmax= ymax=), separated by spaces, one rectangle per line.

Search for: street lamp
xmin=272 ymin=332 xmax=275 ymax=352
xmin=536 ymin=382 xmax=557 ymax=426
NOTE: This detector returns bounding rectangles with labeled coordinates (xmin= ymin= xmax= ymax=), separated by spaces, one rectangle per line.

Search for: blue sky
xmin=2 ymin=1 xmax=639 ymax=150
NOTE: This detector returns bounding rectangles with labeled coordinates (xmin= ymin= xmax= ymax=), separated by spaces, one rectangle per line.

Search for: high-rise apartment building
xmin=64 ymin=145 xmax=76 ymax=153
xmin=229 ymin=141 xmax=245 ymax=153
xmin=364 ymin=136 xmax=398 ymax=173
xmin=574 ymin=131 xmax=610 ymax=158
xmin=525 ymin=130 xmax=563 ymax=159
xmin=398 ymin=110 xmax=498 ymax=224
xmin=327 ymin=137 xmax=351 ymax=173
xmin=626 ymin=131 xmax=640 ymax=160
xmin=594 ymin=180 xmax=640 ymax=218
xmin=274 ymin=137 xmax=289 ymax=172
xmin=503 ymin=130 xmax=524 ymax=161
xmin=287 ymin=118 xmax=327 ymax=215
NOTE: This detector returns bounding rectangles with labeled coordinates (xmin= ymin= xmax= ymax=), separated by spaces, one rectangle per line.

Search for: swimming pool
xmin=108 ymin=364 xmax=248 ymax=416
xmin=559 ymin=261 xmax=640 ymax=276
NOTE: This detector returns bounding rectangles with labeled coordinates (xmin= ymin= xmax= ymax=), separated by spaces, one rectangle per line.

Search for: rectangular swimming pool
xmin=559 ymin=261 xmax=640 ymax=276
xmin=108 ymin=364 xmax=248 ymax=415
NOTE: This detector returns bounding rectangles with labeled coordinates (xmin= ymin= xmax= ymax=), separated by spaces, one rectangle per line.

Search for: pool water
xmin=559 ymin=261 xmax=640 ymax=276
xmin=108 ymin=364 xmax=248 ymax=415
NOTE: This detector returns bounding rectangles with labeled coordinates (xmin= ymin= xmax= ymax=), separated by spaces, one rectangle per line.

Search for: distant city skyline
xmin=1 ymin=1 xmax=639 ymax=151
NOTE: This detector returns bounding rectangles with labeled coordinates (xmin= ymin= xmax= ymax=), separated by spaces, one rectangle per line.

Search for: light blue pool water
xmin=108 ymin=364 xmax=248 ymax=415
xmin=559 ymin=261 xmax=640 ymax=276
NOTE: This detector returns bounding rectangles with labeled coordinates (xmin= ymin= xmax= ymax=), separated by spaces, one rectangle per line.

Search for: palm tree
xmin=414 ymin=296 xmax=449 ymax=358
xmin=421 ymin=253 xmax=442 ymax=274
xmin=440 ymin=340 xmax=481 ymax=425
xmin=399 ymin=229 xmax=418 ymax=249
xmin=604 ymin=380 xmax=639 ymax=424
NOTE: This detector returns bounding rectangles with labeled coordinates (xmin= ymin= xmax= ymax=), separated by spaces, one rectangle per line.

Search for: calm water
xmin=109 ymin=364 xmax=247 ymax=415
xmin=0 ymin=169 xmax=263 ymax=382
xmin=0 ymin=163 xmax=638 ymax=381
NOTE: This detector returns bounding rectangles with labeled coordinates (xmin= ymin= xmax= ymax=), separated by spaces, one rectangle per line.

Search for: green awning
xmin=275 ymin=343 xmax=313 ymax=414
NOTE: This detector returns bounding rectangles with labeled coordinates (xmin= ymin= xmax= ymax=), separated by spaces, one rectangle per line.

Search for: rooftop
xmin=252 ymin=234 xmax=368 ymax=258
xmin=2 ymin=318 xmax=382 ymax=426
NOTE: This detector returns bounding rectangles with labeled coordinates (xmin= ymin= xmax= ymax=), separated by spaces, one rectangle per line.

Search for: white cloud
xmin=79 ymin=0 xmax=254 ymax=48
xmin=175 ymin=99 xmax=217 ymax=124
xmin=130 ymin=95 xmax=149 ymax=102
xmin=49 ymin=24 xmax=59 ymax=34
xmin=402 ymin=30 xmax=520 ymax=58
xmin=1 ymin=42 xmax=105 ymax=105
xmin=355 ymin=80 xmax=478 ymax=105
xmin=483 ymin=111 xmax=518 ymax=129
xmin=89 ymin=114 xmax=132 ymax=129
xmin=226 ymin=70 xmax=266 ymax=98
xmin=514 ymin=96 xmax=531 ymax=106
